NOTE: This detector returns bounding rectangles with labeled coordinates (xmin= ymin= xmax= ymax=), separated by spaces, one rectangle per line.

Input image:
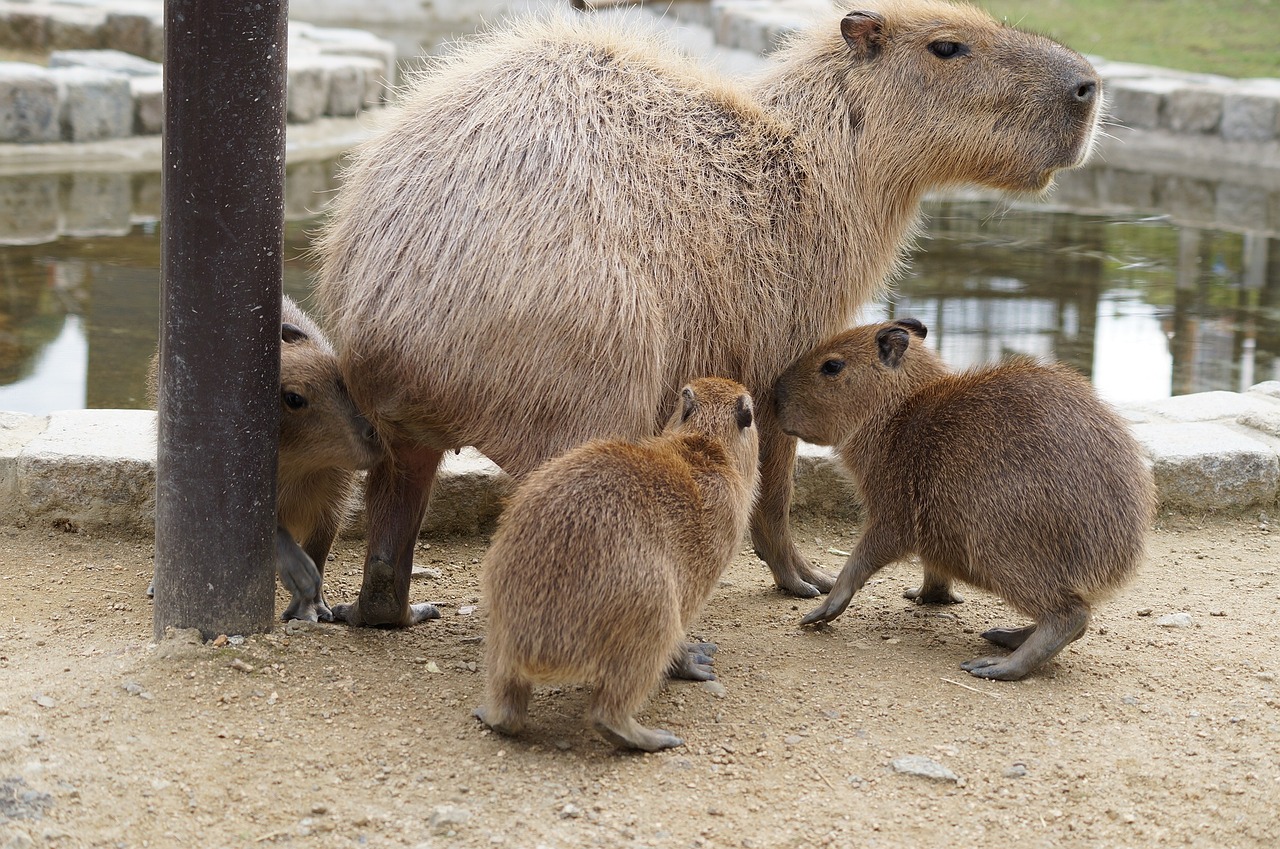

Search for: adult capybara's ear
xmin=876 ymin=326 xmax=910 ymax=368
xmin=282 ymin=323 xmax=309 ymax=344
xmin=735 ymin=395 xmax=754 ymax=430
xmin=841 ymin=11 xmax=886 ymax=60
xmin=894 ymin=318 xmax=927 ymax=339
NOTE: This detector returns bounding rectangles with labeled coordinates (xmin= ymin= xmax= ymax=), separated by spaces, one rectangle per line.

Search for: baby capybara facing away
xmin=475 ymin=378 xmax=759 ymax=751
xmin=317 ymin=0 xmax=1104 ymax=627
xmin=774 ymin=320 xmax=1154 ymax=680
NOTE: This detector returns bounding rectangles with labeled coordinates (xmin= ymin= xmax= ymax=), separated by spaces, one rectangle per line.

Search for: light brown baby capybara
xmin=774 ymin=319 xmax=1155 ymax=680
xmin=475 ymin=377 xmax=759 ymax=751
xmin=147 ymin=296 xmax=382 ymax=622
xmin=316 ymin=0 xmax=1104 ymax=626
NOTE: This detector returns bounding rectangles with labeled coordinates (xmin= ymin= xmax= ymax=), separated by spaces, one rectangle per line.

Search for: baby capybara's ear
xmin=893 ymin=318 xmax=927 ymax=339
xmin=876 ymin=326 xmax=911 ymax=368
xmin=282 ymin=323 xmax=309 ymax=344
xmin=680 ymin=385 xmax=697 ymax=422
xmin=841 ymin=11 xmax=886 ymax=60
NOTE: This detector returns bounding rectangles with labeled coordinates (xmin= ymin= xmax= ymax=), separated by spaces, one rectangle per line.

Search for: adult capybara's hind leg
xmin=962 ymin=603 xmax=1090 ymax=681
xmin=904 ymin=566 xmax=964 ymax=605
xmin=751 ymin=413 xmax=835 ymax=598
xmin=331 ymin=445 xmax=444 ymax=628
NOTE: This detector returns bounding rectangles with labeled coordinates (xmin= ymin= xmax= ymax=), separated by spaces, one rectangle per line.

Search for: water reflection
xmin=1 ymin=174 xmax=1278 ymax=414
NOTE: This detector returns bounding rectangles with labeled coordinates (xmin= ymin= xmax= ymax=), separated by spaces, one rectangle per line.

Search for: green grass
xmin=975 ymin=0 xmax=1280 ymax=78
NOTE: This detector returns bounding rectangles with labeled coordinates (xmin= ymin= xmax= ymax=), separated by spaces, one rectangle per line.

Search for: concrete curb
xmin=6 ymin=385 xmax=1280 ymax=537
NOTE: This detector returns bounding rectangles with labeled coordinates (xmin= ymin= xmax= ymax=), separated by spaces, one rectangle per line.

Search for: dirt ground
xmin=1 ymin=512 xmax=1277 ymax=849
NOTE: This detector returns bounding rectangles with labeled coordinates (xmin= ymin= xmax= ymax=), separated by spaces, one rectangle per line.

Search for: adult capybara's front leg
xmin=331 ymin=445 xmax=444 ymax=628
xmin=750 ymin=410 xmax=835 ymax=598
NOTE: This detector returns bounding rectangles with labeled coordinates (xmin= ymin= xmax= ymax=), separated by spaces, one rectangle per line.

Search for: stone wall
xmin=0 ymin=0 xmax=395 ymax=143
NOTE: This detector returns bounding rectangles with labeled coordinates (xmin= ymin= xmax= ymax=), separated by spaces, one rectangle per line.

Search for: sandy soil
xmin=1 ymin=513 xmax=1277 ymax=848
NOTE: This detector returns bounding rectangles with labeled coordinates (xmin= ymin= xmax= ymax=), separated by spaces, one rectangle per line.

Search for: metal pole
xmin=153 ymin=0 xmax=288 ymax=640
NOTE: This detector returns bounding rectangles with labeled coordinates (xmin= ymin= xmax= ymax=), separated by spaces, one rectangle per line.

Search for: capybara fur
xmin=475 ymin=378 xmax=759 ymax=751
xmin=147 ymin=296 xmax=382 ymax=622
xmin=774 ymin=319 xmax=1155 ymax=680
xmin=315 ymin=0 xmax=1104 ymax=626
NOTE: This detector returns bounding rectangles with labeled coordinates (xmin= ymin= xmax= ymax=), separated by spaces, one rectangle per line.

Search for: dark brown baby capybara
xmin=475 ymin=378 xmax=759 ymax=751
xmin=148 ymin=296 xmax=382 ymax=622
xmin=316 ymin=0 xmax=1104 ymax=626
xmin=773 ymin=319 xmax=1155 ymax=680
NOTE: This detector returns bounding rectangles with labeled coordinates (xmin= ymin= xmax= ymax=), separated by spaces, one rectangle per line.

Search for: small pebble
xmin=890 ymin=755 xmax=958 ymax=783
xmin=1256 ymin=672 xmax=1275 ymax=682
xmin=1003 ymin=764 xmax=1028 ymax=778
xmin=458 ymin=605 xmax=476 ymax=616
xmin=429 ymin=805 xmax=471 ymax=835
xmin=123 ymin=682 xmax=144 ymax=696
xmin=1156 ymin=613 xmax=1194 ymax=628
xmin=701 ymin=680 xmax=726 ymax=698
xmin=559 ymin=804 xmax=582 ymax=819
xmin=32 ymin=694 xmax=55 ymax=709
xmin=228 ymin=658 xmax=254 ymax=673
xmin=1136 ymin=608 xmax=1153 ymax=617
xmin=784 ymin=735 xmax=803 ymax=746
xmin=211 ymin=634 xmax=228 ymax=648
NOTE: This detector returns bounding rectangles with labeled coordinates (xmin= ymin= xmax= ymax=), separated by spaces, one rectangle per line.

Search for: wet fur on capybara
xmin=774 ymin=320 xmax=1155 ymax=680
xmin=147 ymin=296 xmax=382 ymax=622
xmin=315 ymin=0 xmax=1104 ymax=626
xmin=475 ymin=378 xmax=759 ymax=751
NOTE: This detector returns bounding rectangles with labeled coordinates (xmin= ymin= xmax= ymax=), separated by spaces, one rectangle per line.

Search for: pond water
xmin=2 ymin=161 xmax=1276 ymax=415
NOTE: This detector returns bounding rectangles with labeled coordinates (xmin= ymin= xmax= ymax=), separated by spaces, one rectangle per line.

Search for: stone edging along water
xmin=5 ymin=381 xmax=1280 ymax=535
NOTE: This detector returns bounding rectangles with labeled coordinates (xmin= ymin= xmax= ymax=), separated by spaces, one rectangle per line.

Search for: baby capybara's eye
xmin=283 ymin=392 xmax=308 ymax=410
xmin=821 ymin=359 xmax=846 ymax=376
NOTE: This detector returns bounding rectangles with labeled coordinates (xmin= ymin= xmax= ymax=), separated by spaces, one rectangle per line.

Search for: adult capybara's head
xmin=666 ymin=377 xmax=760 ymax=482
xmin=279 ymin=320 xmax=382 ymax=475
xmin=806 ymin=0 xmax=1102 ymax=193
xmin=773 ymin=318 xmax=946 ymax=445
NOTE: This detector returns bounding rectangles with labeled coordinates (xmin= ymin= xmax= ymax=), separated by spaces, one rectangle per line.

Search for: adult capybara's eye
xmin=928 ymin=40 xmax=969 ymax=59
xmin=820 ymin=359 xmax=846 ymax=376
xmin=283 ymin=391 xmax=308 ymax=410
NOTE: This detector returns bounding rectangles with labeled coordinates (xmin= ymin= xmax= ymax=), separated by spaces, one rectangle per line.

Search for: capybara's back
xmin=477 ymin=377 xmax=759 ymax=751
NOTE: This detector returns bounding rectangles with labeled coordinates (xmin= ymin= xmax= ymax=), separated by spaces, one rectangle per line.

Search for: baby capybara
xmin=774 ymin=319 xmax=1154 ymax=680
xmin=475 ymin=378 xmax=759 ymax=751
xmin=148 ymin=296 xmax=382 ymax=622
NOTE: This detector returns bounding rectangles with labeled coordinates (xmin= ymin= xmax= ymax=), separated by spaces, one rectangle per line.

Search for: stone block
xmin=287 ymin=58 xmax=329 ymax=124
xmin=1107 ymin=79 xmax=1180 ymax=130
xmin=0 ymin=173 xmax=59 ymax=245
xmin=46 ymin=8 xmax=108 ymax=50
xmin=791 ymin=442 xmax=860 ymax=524
xmin=1165 ymin=86 xmax=1223 ymax=134
xmin=15 ymin=409 xmax=157 ymax=532
xmin=62 ymin=172 xmax=132 ymax=237
xmin=1238 ymin=409 xmax=1280 ymax=440
xmin=284 ymin=160 xmax=331 ymax=220
xmin=422 ymin=448 xmax=513 ymax=537
xmin=49 ymin=48 xmax=161 ymax=77
xmin=0 ymin=62 xmax=60 ymax=143
xmin=0 ymin=12 xmax=48 ymax=49
xmin=1 ymin=412 xmax=50 ymax=518
xmin=1216 ymin=182 xmax=1271 ymax=232
xmin=1248 ymin=381 xmax=1280 ymax=400
xmin=52 ymin=67 xmax=133 ymax=141
xmin=1131 ymin=422 xmax=1279 ymax=511
xmin=132 ymin=171 xmax=162 ymax=220
xmin=300 ymin=25 xmax=397 ymax=91
xmin=130 ymin=73 xmax=162 ymax=135
xmin=1221 ymin=93 xmax=1278 ymax=142
xmin=323 ymin=57 xmax=384 ymax=116
xmin=1099 ymin=168 xmax=1157 ymax=210
xmin=1157 ymin=175 xmax=1216 ymax=225
xmin=103 ymin=11 xmax=163 ymax=62
xmin=1131 ymin=390 xmax=1280 ymax=423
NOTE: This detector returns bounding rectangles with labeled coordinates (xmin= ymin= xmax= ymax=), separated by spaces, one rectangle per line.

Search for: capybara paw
xmin=473 ymin=705 xmax=523 ymax=736
xmin=280 ymin=599 xmax=320 ymax=623
xmin=960 ymin=656 xmax=1028 ymax=681
xmin=904 ymin=586 xmax=964 ymax=605
xmin=594 ymin=721 xmax=684 ymax=752
xmin=668 ymin=647 xmax=716 ymax=682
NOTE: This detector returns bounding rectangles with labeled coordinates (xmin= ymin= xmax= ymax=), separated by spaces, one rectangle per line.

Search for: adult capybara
xmin=774 ymin=319 xmax=1155 ymax=680
xmin=474 ymin=377 xmax=759 ymax=751
xmin=316 ymin=0 xmax=1104 ymax=626
xmin=147 ymin=296 xmax=382 ymax=622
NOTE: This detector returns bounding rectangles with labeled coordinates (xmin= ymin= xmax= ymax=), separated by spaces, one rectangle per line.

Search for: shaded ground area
xmin=0 ymin=514 xmax=1277 ymax=847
